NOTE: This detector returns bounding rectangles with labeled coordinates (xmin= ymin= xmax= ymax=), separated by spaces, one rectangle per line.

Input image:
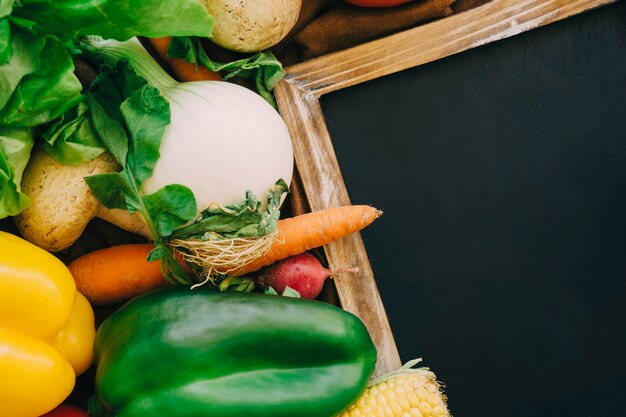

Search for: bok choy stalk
xmin=78 ymin=37 xmax=293 ymax=284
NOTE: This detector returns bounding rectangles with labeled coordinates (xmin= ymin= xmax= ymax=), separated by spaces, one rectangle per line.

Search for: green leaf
xmin=41 ymin=101 xmax=106 ymax=165
xmin=0 ymin=1 xmax=12 ymax=60
xmin=85 ymin=87 xmax=129 ymax=166
xmin=11 ymin=0 xmax=213 ymax=41
xmin=121 ymin=82 xmax=170 ymax=184
xmin=84 ymin=172 xmax=133 ymax=211
xmin=0 ymin=126 xmax=33 ymax=218
xmin=147 ymin=246 xmax=165 ymax=263
xmin=282 ymin=286 xmax=302 ymax=298
xmin=0 ymin=1 xmax=13 ymax=18
xmin=171 ymin=179 xmax=289 ymax=240
xmin=264 ymin=287 xmax=279 ymax=296
xmin=168 ymin=36 xmax=285 ymax=107
xmin=0 ymin=18 xmax=11 ymax=64
xmin=86 ymin=61 xmax=170 ymax=174
xmin=143 ymin=184 xmax=197 ymax=238
xmin=0 ymin=33 xmax=81 ymax=127
xmin=0 ymin=26 xmax=44 ymax=110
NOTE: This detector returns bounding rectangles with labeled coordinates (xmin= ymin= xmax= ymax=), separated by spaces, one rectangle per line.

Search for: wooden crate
xmin=274 ymin=0 xmax=616 ymax=376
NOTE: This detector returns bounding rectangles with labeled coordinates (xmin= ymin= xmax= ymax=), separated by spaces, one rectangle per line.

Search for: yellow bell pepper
xmin=0 ymin=231 xmax=96 ymax=417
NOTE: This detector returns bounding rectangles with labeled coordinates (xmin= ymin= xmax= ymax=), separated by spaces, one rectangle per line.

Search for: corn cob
xmin=339 ymin=359 xmax=451 ymax=417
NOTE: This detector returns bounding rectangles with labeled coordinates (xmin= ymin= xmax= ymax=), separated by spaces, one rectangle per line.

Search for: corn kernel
xmin=407 ymin=392 xmax=420 ymax=407
xmin=418 ymin=401 xmax=433 ymax=416
xmin=395 ymin=391 xmax=411 ymax=411
xmin=432 ymin=405 xmax=446 ymax=416
xmin=409 ymin=408 xmax=424 ymax=417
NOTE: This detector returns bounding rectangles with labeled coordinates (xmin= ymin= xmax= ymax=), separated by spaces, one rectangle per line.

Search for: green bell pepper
xmin=90 ymin=287 xmax=377 ymax=417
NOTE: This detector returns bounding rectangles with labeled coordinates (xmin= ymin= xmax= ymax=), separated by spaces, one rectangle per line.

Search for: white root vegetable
xmin=88 ymin=37 xmax=294 ymax=214
xmin=204 ymin=0 xmax=302 ymax=53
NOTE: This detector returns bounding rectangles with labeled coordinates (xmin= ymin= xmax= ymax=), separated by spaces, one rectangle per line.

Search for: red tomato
xmin=40 ymin=404 xmax=89 ymax=417
xmin=345 ymin=0 xmax=415 ymax=7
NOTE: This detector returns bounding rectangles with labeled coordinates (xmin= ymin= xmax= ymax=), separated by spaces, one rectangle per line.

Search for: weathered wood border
xmin=274 ymin=0 xmax=617 ymax=376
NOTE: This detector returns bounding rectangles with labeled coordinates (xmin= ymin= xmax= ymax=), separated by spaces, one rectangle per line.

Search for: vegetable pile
xmin=0 ymin=1 xmax=451 ymax=416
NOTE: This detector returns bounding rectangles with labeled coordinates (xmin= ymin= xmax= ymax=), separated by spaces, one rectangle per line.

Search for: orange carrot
xmin=69 ymin=206 xmax=380 ymax=303
xmin=68 ymin=243 xmax=169 ymax=306
xmin=235 ymin=205 xmax=382 ymax=276
xmin=149 ymin=36 xmax=222 ymax=82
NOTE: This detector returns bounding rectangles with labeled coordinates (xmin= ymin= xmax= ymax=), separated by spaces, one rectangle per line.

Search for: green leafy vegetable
xmin=168 ymin=36 xmax=285 ymax=107
xmin=0 ymin=126 xmax=33 ymax=217
xmin=0 ymin=26 xmax=45 ymax=112
xmin=11 ymin=0 xmax=213 ymax=42
xmin=41 ymin=101 xmax=105 ymax=165
xmin=0 ymin=0 xmax=13 ymax=58
xmin=0 ymin=0 xmax=13 ymax=17
xmin=0 ymin=18 xmax=11 ymax=64
xmin=83 ymin=61 xmax=196 ymax=284
xmin=0 ymin=34 xmax=82 ymax=127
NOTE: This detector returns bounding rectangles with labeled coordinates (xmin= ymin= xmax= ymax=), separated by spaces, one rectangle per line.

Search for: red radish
xmin=257 ymin=252 xmax=335 ymax=299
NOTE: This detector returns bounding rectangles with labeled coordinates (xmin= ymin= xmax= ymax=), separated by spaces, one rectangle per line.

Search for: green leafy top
xmin=168 ymin=36 xmax=285 ymax=108
xmin=171 ymin=179 xmax=289 ymax=241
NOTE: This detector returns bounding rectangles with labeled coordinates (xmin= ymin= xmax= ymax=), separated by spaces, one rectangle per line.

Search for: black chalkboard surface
xmin=321 ymin=2 xmax=626 ymax=416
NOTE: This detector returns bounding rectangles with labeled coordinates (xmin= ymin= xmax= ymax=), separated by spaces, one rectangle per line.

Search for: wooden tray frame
xmin=274 ymin=0 xmax=617 ymax=376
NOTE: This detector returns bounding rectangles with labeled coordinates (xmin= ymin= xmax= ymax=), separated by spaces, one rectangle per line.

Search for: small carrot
xmin=148 ymin=36 xmax=222 ymax=82
xmin=235 ymin=205 xmax=382 ymax=276
xmin=68 ymin=243 xmax=169 ymax=306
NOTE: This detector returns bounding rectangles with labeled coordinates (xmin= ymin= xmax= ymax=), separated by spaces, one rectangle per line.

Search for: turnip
xmin=257 ymin=252 xmax=355 ymax=300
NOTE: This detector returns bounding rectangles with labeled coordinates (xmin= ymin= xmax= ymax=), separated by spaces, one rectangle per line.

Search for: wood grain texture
xmin=274 ymin=0 xmax=615 ymax=376
xmin=285 ymin=0 xmax=617 ymax=95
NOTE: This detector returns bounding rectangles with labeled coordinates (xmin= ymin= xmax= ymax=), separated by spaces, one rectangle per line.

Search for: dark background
xmin=321 ymin=2 xmax=626 ymax=416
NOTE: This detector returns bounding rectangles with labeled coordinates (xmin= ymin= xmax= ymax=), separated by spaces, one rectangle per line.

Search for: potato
xmin=14 ymin=147 xmax=120 ymax=252
xmin=204 ymin=0 xmax=302 ymax=53
xmin=13 ymin=147 xmax=151 ymax=252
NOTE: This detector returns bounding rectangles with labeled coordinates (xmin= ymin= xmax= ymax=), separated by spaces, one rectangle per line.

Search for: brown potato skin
xmin=204 ymin=0 xmax=302 ymax=52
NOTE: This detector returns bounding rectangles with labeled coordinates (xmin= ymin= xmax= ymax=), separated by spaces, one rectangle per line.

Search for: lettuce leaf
xmin=40 ymin=101 xmax=105 ymax=165
xmin=0 ymin=26 xmax=45 ymax=111
xmin=0 ymin=31 xmax=82 ymax=127
xmin=0 ymin=18 xmax=11 ymax=64
xmin=0 ymin=126 xmax=33 ymax=217
xmin=11 ymin=0 xmax=213 ymax=42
